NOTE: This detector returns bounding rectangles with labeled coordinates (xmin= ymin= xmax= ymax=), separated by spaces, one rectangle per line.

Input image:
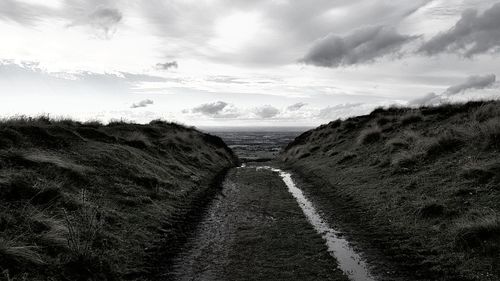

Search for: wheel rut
xmin=166 ymin=164 xmax=375 ymax=281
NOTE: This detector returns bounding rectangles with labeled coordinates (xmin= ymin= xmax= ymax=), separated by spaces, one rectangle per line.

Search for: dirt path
xmin=164 ymin=164 xmax=373 ymax=281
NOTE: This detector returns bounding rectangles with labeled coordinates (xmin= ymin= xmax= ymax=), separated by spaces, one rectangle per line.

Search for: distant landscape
xmin=204 ymin=127 xmax=309 ymax=161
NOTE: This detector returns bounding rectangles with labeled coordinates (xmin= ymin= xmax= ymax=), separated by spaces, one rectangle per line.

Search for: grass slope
xmin=281 ymin=100 xmax=500 ymax=281
xmin=0 ymin=117 xmax=238 ymax=281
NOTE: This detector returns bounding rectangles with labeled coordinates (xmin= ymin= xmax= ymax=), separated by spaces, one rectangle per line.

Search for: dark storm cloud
xmin=302 ymin=26 xmax=417 ymax=67
xmin=287 ymin=102 xmax=307 ymax=111
xmin=444 ymin=74 xmax=496 ymax=95
xmin=419 ymin=3 xmax=500 ymax=57
xmin=131 ymin=99 xmax=154 ymax=108
xmin=156 ymin=61 xmax=178 ymax=70
xmin=248 ymin=0 xmax=428 ymax=65
xmin=409 ymin=74 xmax=497 ymax=106
xmin=138 ymin=0 xmax=428 ymax=65
xmin=254 ymin=105 xmax=280 ymax=119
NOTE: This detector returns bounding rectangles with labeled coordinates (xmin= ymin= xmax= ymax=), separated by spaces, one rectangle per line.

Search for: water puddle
xmin=256 ymin=166 xmax=376 ymax=281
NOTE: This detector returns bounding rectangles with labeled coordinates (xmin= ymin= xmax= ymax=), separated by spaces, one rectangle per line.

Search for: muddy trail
xmin=162 ymin=164 xmax=383 ymax=281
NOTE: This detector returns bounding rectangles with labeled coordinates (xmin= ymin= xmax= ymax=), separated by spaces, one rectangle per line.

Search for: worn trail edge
xmin=168 ymin=165 xmax=350 ymax=281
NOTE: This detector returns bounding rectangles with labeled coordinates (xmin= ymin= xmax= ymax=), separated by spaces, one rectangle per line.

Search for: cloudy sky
xmin=1 ymin=0 xmax=499 ymax=126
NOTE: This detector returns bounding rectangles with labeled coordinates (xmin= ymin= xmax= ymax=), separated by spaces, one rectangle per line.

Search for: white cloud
xmin=191 ymin=101 xmax=241 ymax=118
xmin=287 ymin=102 xmax=307 ymax=111
xmin=254 ymin=105 xmax=280 ymax=119
xmin=317 ymin=103 xmax=364 ymax=119
xmin=131 ymin=99 xmax=154 ymax=108
xmin=192 ymin=101 xmax=228 ymax=115
xmin=87 ymin=7 xmax=123 ymax=39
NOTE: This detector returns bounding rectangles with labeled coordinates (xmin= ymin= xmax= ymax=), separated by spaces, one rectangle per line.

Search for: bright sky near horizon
xmin=1 ymin=0 xmax=499 ymax=126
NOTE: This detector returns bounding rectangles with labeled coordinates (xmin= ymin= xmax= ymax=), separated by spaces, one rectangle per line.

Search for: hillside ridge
xmin=281 ymin=100 xmax=500 ymax=281
xmin=0 ymin=117 xmax=238 ymax=280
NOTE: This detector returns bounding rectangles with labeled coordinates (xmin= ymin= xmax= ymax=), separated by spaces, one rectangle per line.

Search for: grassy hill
xmin=0 ymin=117 xmax=238 ymax=281
xmin=281 ymin=100 xmax=500 ymax=281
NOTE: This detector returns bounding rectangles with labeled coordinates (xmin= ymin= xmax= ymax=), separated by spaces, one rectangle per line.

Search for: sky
xmin=1 ymin=0 xmax=500 ymax=127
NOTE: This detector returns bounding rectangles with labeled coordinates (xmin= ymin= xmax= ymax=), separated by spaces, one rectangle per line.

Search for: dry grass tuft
xmin=478 ymin=117 xmax=500 ymax=150
xmin=63 ymin=203 xmax=103 ymax=259
xmin=31 ymin=214 xmax=69 ymax=249
xmin=0 ymin=239 xmax=44 ymax=265
xmin=460 ymin=161 xmax=500 ymax=183
xmin=82 ymin=120 xmax=102 ymax=128
xmin=424 ymin=130 xmax=465 ymax=157
xmin=376 ymin=116 xmax=393 ymax=126
xmin=400 ymin=112 xmax=423 ymax=126
xmin=454 ymin=213 xmax=500 ymax=250
xmin=416 ymin=201 xmax=445 ymax=219
xmin=385 ymin=130 xmax=420 ymax=152
xmin=391 ymin=151 xmax=421 ymax=170
xmin=357 ymin=127 xmax=382 ymax=145
xmin=23 ymin=152 xmax=90 ymax=174
xmin=337 ymin=151 xmax=357 ymax=164
xmin=473 ymin=103 xmax=500 ymax=122
xmin=124 ymin=131 xmax=152 ymax=148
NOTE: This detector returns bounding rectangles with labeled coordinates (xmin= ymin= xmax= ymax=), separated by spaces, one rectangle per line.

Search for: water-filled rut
xmin=258 ymin=166 xmax=375 ymax=281
xmin=168 ymin=165 xmax=375 ymax=281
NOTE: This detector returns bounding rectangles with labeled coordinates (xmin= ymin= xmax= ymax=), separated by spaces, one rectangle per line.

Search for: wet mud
xmin=167 ymin=165 xmax=350 ymax=281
